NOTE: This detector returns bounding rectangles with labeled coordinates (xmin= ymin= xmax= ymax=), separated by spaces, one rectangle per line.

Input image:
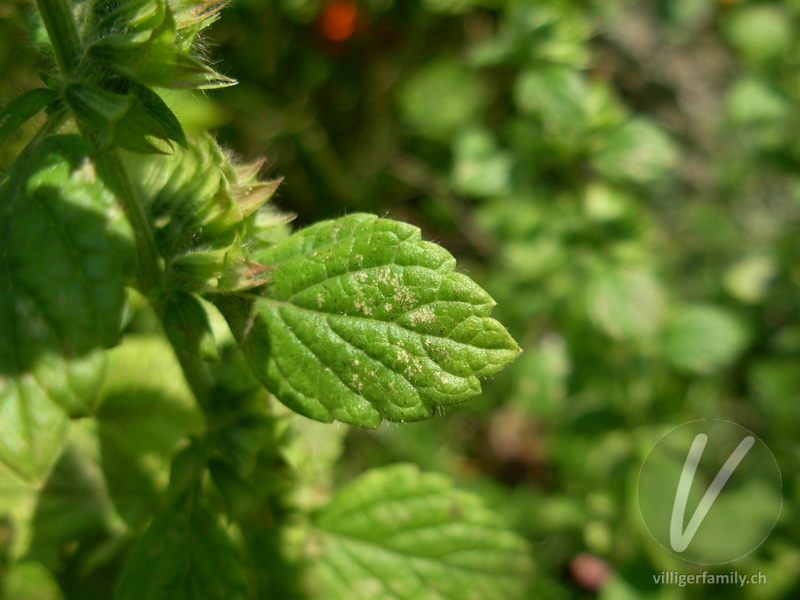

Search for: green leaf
xmin=0 ymin=88 xmax=58 ymax=145
xmin=398 ymin=59 xmax=486 ymax=141
xmin=723 ymin=5 xmax=792 ymax=63
xmin=64 ymin=83 xmax=184 ymax=153
xmin=131 ymin=83 xmax=188 ymax=147
xmin=310 ymin=463 xmax=532 ymax=600
xmin=114 ymin=495 xmax=248 ymax=600
xmin=215 ymin=213 xmax=520 ymax=427
xmin=1 ymin=560 xmax=66 ymax=600
xmin=451 ymin=127 xmax=514 ymax=198
xmin=27 ymin=422 xmax=122 ymax=570
xmin=96 ymin=335 xmax=201 ymax=524
xmin=661 ymin=304 xmax=749 ymax=374
xmin=591 ymin=117 xmax=678 ymax=185
xmin=207 ymin=458 xmax=256 ymax=520
xmin=0 ymin=136 xmax=133 ymax=480
xmin=726 ymin=76 xmax=792 ymax=126
xmin=585 ymin=265 xmax=665 ymax=341
xmin=281 ymin=412 xmax=348 ymax=510
xmin=513 ymin=66 xmax=587 ymax=140
xmin=64 ymin=83 xmax=132 ymax=149
xmin=0 ymin=462 xmax=40 ymax=558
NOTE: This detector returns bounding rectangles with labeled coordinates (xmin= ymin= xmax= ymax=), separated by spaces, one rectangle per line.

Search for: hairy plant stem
xmin=107 ymin=147 xmax=217 ymax=410
xmin=174 ymin=347 xmax=215 ymax=411
xmin=103 ymin=153 xmax=216 ymax=414
xmin=103 ymin=150 xmax=163 ymax=292
xmin=35 ymin=0 xmax=81 ymax=76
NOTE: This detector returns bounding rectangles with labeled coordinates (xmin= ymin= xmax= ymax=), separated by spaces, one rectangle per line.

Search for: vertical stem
xmin=103 ymin=150 xmax=163 ymax=292
xmin=174 ymin=348 xmax=214 ymax=410
xmin=35 ymin=0 xmax=81 ymax=77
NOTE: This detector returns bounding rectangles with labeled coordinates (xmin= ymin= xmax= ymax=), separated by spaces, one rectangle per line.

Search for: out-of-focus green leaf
xmin=216 ymin=214 xmax=521 ymax=427
xmin=750 ymin=358 xmax=800 ymax=432
xmin=583 ymin=184 xmax=631 ymax=223
xmin=723 ymin=5 xmax=793 ymax=63
xmin=0 ymin=463 xmax=39 ymax=559
xmin=727 ymin=77 xmax=792 ymax=126
xmin=591 ymin=118 xmax=678 ymax=184
xmin=114 ymin=495 xmax=248 ymax=600
xmin=451 ymin=127 xmax=514 ymax=197
xmin=281 ymin=412 xmax=348 ymax=509
xmin=96 ymin=335 xmax=201 ymax=525
xmin=421 ymin=0 xmax=473 ymax=14
xmin=661 ymin=304 xmax=749 ymax=374
xmin=724 ymin=254 xmax=776 ymax=304
xmin=27 ymin=422 xmax=124 ymax=570
xmin=309 ymin=463 xmax=532 ymax=600
xmin=510 ymin=333 xmax=570 ymax=417
xmin=0 ymin=136 xmax=132 ymax=480
xmin=585 ymin=265 xmax=665 ymax=341
xmin=513 ymin=66 xmax=586 ymax=140
xmin=726 ymin=76 xmax=793 ymax=149
xmin=398 ymin=59 xmax=486 ymax=141
xmin=1 ymin=560 xmax=65 ymax=600
xmin=509 ymin=2 xmax=591 ymax=66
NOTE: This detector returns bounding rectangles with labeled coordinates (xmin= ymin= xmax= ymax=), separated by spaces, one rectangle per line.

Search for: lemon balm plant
xmin=0 ymin=0 xmax=528 ymax=597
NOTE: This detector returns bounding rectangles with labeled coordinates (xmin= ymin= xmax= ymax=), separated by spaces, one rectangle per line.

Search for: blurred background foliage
xmin=2 ymin=0 xmax=800 ymax=598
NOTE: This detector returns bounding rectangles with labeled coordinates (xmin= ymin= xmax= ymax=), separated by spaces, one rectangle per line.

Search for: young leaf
xmin=131 ymin=82 xmax=188 ymax=147
xmin=64 ymin=83 xmax=184 ymax=153
xmin=0 ymin=88 xmax=58 ymax=145
xmin=310 ymin=463 xmax=532 ymax=600
xmin=215 ymin=213 xmax=520 ymax=427
xmin=0 ymin=136 xmax=132 ymax=480
xmin=114 ymin=495 xmax=248 ymax=600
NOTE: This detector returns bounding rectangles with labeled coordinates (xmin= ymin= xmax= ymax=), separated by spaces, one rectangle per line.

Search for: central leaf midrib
xmin=254 ymin=294 xmax=473 ymax=347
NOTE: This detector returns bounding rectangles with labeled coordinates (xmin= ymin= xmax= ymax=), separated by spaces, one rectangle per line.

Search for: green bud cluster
xmin=126 ymin=132 xmax=291 ymax=293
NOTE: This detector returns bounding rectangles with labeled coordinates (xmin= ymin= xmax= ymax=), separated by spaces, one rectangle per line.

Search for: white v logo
xmin=670 ymin=434 xmax=755 ymax=552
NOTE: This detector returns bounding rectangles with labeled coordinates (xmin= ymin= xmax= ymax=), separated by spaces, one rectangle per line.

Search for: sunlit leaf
xmin=309 ymin=463 xmax=532 ymax=600
xmin=216 ymin=214 xmax=521 ymax=427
